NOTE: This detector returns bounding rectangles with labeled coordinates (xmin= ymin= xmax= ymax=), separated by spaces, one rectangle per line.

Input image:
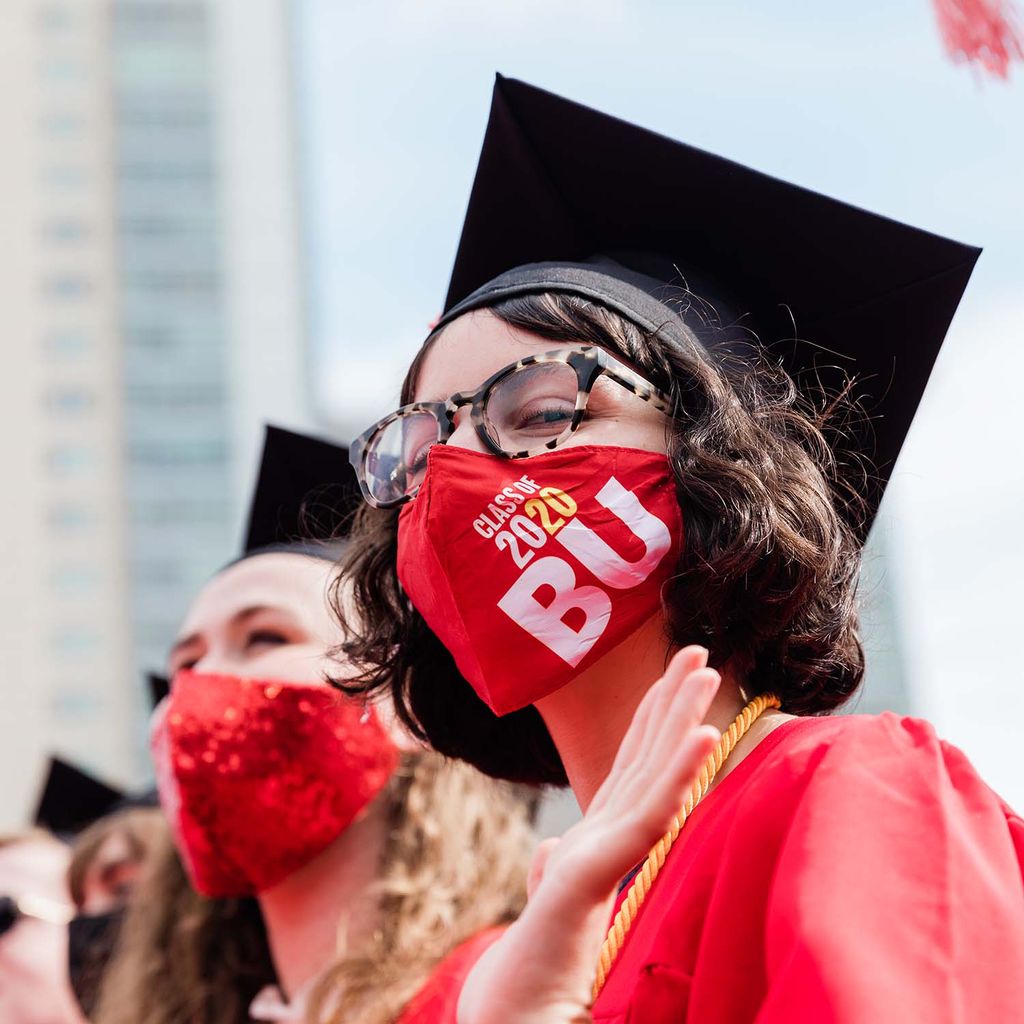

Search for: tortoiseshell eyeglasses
xmin=350 ymin=346 xmax=671 ymax=508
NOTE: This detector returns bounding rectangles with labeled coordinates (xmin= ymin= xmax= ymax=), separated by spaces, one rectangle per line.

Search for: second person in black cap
xmin=92 ymin=426 xmax=535 ymax=1024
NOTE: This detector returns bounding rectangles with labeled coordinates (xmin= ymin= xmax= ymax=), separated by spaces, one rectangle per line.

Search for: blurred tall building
xmin=113 ymin=1 xmax=236 ymax=752
xmin=114 ymin=0 xmax=311 ymax=769
xmin=0 ymin=0 xmax=132 ymax=828
xmin=0 ymin=0 xmax=310 ymax=827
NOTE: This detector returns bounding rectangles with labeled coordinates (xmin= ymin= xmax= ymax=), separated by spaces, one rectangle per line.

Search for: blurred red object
xmin=933 ymin=0 xmax=1023 ymax=78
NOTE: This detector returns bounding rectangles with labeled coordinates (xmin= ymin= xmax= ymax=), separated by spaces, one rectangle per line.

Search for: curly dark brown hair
xmin=332 ymin=290 xmax=868 ymax=786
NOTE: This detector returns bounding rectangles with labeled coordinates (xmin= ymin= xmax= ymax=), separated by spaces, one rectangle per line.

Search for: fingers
xmin=593 ymin=664 xmax=720 ymax=872
xmin=527 ymin=838 xmax=561 ymax=900
xmin=568 ymin=656 xmax=722 ymax=899
xmin=646 ymin=722 xmax=721 ymax=832
xmin=596 ymin=723 xmax=720 ymax=877
xmin=565 ymin=720 xmax=724 ymax=905
xmin=590 ymin=646 xmax=709 ymax=815
xmin=631 ymin=646 xmax=710 ymax=762
xmin=647 ymin=664 xmax=720 ymax=772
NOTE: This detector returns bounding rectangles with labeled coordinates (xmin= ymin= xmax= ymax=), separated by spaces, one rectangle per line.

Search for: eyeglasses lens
xmin=364 ymin=411 xmax=440 ymax=505
xmin=484 ymin=361 xmax=579 ymax=454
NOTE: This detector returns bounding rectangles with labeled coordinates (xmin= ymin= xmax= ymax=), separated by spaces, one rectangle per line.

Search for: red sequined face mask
xmin=152 ymin=670 xmax=399 ymax=897
xmin=397 ymin=445 xmax=683 ymax=715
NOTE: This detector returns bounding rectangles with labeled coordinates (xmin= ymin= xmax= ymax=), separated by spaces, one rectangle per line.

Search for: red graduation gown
xmin=592 ymin=714 xmax=1024 ymax=1022
xmin=396 ymin=928 xmax=504 ymax=1023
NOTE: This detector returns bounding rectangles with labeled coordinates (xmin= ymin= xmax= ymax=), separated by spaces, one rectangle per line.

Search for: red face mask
xmin=151 ymin=670 xmax=398 ymax=897
xmin=397 ymin=445 xmax=683 ymax=715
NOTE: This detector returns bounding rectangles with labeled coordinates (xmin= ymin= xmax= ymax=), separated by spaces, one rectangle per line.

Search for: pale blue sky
xmin=296 ymin=0 xmax=1019 ymax=431
xmin=293 ymin=0 xmax=1024 ymax=804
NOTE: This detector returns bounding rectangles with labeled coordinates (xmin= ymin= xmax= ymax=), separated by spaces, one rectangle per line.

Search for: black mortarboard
xmin=241 ymin=425 xmax=362 ymax=560
xmin=34 ymin=757 xmax=125 ymax=837
xmin=434 ymin=75 xmax=980 ymax=537
xmin=34 ymin=757 xmax=159 ymax=837
xmin=146 ymin=672 xmax=170 ymax=709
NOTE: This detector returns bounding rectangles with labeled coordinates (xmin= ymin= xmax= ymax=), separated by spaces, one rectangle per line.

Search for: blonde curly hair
xmin=307 ymin=752 xmax=534 ymax=1024
xmin=93 ymin=751 xmax=534 ymax=1024
xmin=92 ymin=821 xmax=273 ymax=1024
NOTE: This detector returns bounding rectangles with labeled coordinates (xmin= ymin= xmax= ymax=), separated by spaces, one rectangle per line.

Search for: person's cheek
xmin=246 ymin=643 xmax=329 ymax=683
xmin=564 ymin=417 xmax=667 ymax=455
xmin=566 ymin=388 xmax=668 ymax=455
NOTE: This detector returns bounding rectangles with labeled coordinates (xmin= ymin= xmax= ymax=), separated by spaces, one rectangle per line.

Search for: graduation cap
xmin=433 ymin=75 xmax=981 ymax=538
xmin=34 ymin=757 xmax=126 ymax=837
xmin=146 ymin=671 xmax=170 ymax=709
xmin=241 ymin=425 xmax=362 ymax=560
xmin=34 ymin=757 xmax=159 ymax=837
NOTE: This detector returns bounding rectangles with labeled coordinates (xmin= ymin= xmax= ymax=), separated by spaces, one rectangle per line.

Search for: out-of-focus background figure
xmin=0 ymin=831 xmax=83 ymax=1024
xmin=1 ymin=756 xmax=159 ymax=1024
xmin=65 ymin=803 xmax=166 ymax=1017
xmin=0 ymin=0 xmax=1020 ymax=837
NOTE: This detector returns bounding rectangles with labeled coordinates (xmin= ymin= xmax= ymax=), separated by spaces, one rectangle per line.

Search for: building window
xmin=123 ymin=270 xmax=218 ymax=294
xmin=44 ymin=329 xmax=92 ymax=356
xmin=52 ymin=627 xmax=101 ymax=656
xmin=113 ymin=3 xmax=206 ymax=33
xmin=39 ymin=57 xmax=87 ymax=83
xmin=40 ymin=110 xmax=85 ymax=137
xmin=117 ymin=107 xmax=209 ymax=130
xmin=131 ymin=499 xmax=229 ymax=526
xmin=127 ymin=439 xmax=227 ymax=466
xmin=124 ymin=325 xmax=175 ymax=349
xmin=50 ymin=565 xmax=101 ymax=593
xmin=38 ymin=4 xmax=81 ymax=33
xmin=46 ymin=444 xmax=96 ymax=476
xmin=134 ymin=621 xmax=175 ymax=649
xmin=125 ymin=383 xmax=222 ymax=408
xmin=42 ymin=274 xmax=93 ymax=300
xmin=45 ymin=386 xmax=96 ymax=416
xmin=40 ymin=165 xmax=90 ymax=189
xmin=42 ymin=218 xmax=91 ymax=242
xmin=133 ymin=561 xmax=184 ymax=586
xmin=118 ymin=161 xmax=214 ymax=183
xmin=48 ymin=502 xmax=96 ymax=531
xmin=51 ymin=689 xmax=104 ymax=718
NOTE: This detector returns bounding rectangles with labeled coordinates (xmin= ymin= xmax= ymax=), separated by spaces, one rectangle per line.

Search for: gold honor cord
xmin=592 ymin=692 xmax=781 ymax=1001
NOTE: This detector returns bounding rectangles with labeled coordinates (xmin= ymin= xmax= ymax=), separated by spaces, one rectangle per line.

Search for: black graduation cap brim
xmin=146 ymin=672 xmax=170 ymax=709
xmin=436 ymin=75 xmax=981 ymax=538
xmin=34 ymin=757 xmax=126 ymax=836
xmin=242 ymin=425 xmax=363 ymax=558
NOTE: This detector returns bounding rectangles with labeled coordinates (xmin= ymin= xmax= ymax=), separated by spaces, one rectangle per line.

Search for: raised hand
xmin=457 ymin=646 xmax=721 ymax=1024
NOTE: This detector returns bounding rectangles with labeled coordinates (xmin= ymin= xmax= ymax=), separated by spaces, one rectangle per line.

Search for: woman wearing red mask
xmin=338 ymin=77 xmax=1024 ymax=1022
xmin=97 ymin=425 xmax=533 ymax=1024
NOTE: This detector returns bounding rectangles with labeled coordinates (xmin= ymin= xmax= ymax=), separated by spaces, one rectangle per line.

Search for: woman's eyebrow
xmin=409 ymin=391 xmax=446 ymax=404
xmin=168 ymin=633 xmax=199 ymax=660
xmin=233 ymin=604 xmax=293 ymax=625
xmin=169 ymin=605 xmax=300 ymax=660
